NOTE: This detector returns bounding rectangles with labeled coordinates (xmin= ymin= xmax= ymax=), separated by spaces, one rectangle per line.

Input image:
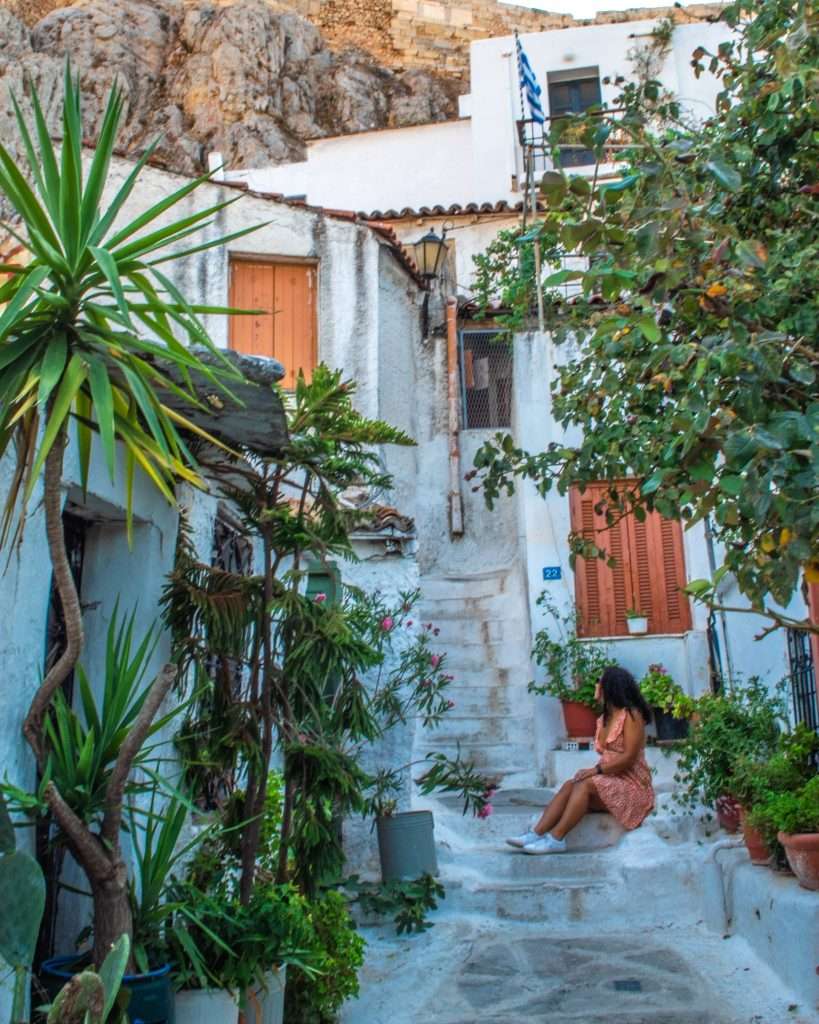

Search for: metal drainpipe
xmin=704 ymin=514 xmax=736 ymax=687
xmin=446 ymin=297 xmax=464 ymax=537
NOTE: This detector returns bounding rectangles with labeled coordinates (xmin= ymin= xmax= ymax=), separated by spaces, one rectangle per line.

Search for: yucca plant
xmin=0 ymin=67 xmax=262 ymax=965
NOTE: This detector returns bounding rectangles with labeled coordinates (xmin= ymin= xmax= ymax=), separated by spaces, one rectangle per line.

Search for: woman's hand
xmin=573 ymin=767 xmax=598 ymax=782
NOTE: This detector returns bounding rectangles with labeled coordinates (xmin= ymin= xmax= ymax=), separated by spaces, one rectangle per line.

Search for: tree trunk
xmin=23 ymin=431 xmax=84 ymax=766
xmin=92 ymin=864 xmax=134 ymax=969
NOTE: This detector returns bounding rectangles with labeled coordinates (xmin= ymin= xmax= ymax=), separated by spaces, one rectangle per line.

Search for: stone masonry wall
xmin=4 ymin=0 xmax=725 ymax=81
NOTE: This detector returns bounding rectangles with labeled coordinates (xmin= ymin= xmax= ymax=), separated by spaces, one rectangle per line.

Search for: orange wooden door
xmin=229 ymin=259 xmax=317 ymax=390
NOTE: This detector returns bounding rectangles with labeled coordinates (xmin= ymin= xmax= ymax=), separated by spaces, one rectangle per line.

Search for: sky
xmin=502 ymin=0 xmax=700 ymax=17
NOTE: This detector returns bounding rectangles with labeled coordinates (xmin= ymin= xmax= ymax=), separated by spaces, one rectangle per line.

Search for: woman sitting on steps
xmin=507 ymin=666 xmax=655 ymax=855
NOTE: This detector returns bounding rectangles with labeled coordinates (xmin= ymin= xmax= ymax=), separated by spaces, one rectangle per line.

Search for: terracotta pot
xmin=778 ymin=832 xmax=819 ymax=891
xmin=739 ymin=809 xmax=772 ymax=866
xmin=715 ymin=795 xmax=741 ymax=834
xmin=562 ymin=700 xmax=598 ymax=738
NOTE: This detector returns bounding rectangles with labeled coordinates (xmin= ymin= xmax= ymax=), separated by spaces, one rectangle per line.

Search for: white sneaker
xmin=522 ymin=833 xmax=567 ymax=855
xmin=505 ymin=830 xmax=540 ymax=849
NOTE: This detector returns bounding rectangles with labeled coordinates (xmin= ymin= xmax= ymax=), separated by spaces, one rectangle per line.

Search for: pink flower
xmin=444 ymin=674 xmax=455 ymax=682
xmin=433 ymin=628 xmax=440 ymax=637
xmin=446 ymin=700 xmax=455 ymax=709
xmin=421 ymin=679 xmax=432 ymax=687
xmin=483 ymin=787 xmax=498 ymax=800
xmin=314 ymin=593 xmax=327 ymax=604
xmin=430 ymin=654 xmax=441 ymax=669
xmin=381 ymin=616 xmax=394 ymax=631
xmin=406 ymin=620 xmax=413 ymax=628
xmin=478 ymin=803 xmax=493 ymax=819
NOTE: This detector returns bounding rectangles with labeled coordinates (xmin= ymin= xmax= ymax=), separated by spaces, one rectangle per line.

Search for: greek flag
xmin=516 ymin=33 xmax=545 ymax=124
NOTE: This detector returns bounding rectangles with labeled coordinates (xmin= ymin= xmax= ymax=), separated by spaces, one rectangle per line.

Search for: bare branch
xmin=101 ymin=663 xmax=177 ymax=845
xmin=44 ymin=782 xmax=111 ymax=883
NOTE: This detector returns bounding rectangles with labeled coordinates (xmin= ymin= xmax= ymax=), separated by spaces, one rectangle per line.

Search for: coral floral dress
xmin=590 ymin=708 xmax=654 ymax=830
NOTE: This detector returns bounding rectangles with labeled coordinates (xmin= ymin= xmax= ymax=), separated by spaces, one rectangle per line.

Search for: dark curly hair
xmin=599 ymin=665 xmax=652 ymax=724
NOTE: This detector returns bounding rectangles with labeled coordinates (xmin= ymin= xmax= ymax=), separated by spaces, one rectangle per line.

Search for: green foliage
xmin=0 ymin=793 xmax=45 ymax=1024
xmin=472 ymin=229 xmax=559 ymax=333
xmin=749 ymin=775 xmax=819 ymax=841
xmin=470 ymin=0 xmax=819 ymax=615
xmin=46 ymin=935 xmax=130 ymax=1024
xmin=167 ymin=882 xmax=321 ymax=994
xmin=3 ymin=608 xmax=175 ymax=825
xmin=0 ymin=65 xmax=251 ymax=544
xmin=527 ymin=594 xmax=612 ymax=709
xmin=673 ymin=679 xmax=785 ymax=809
xmin=284 ymin=890 xmax=366 ymax=1024
xmin=347 ymin=874 xmax=446 ymax=935
xmin=639 ymin=664 xmax=696 ymax=719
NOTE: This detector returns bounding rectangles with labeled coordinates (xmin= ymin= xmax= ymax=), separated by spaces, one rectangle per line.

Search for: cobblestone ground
xmin=342 ymin=918 xmax=814 ymax=1024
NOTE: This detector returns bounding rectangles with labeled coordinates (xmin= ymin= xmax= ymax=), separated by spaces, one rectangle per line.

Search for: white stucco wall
xmin=0 ymin=153 xmax=426 ymax=1004
xmin=227 ymin=18 xmax=736 ymax=219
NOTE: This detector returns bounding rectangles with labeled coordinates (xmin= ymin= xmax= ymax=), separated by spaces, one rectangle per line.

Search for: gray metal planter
xmin=377 ymin=811 xmax=438 ymax=882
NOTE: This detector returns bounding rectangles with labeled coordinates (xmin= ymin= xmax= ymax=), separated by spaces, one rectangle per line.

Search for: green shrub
xmin=749 ymin=776 xmax=819 ymax=846
xmin=673 ymin=679 xmax=785 ymax=810
xmin=285 ymin=890 xmax=366 ymax=1024
xmin=638 ymin=664 xmax=696 ymax=719
xmin=528 ymin=594 xmax=612 ymax=709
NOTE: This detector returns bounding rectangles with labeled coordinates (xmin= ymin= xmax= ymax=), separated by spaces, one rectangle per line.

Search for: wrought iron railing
xmin=787 ymin=627 xmax=819 ymax=734
xmin=516 ymin=112 xmax=631 ymax=179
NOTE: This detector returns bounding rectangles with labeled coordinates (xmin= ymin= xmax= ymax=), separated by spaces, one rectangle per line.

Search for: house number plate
xmin=542 ymin=566 xmax=562 ymax=581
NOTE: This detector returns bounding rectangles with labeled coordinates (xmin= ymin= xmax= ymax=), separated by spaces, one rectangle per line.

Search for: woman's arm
xmin=598 ymin=711 xmax=644 ymax=775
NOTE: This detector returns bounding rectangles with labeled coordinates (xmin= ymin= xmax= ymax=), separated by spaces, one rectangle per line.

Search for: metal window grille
xmin=459 ymin=330 xmax=513 ymax=429
xmin=787 ymin=628 xmax=819 ymax=734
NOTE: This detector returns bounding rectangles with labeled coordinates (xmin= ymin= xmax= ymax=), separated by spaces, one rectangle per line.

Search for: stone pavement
xmin=342 ymin=917 xmax=813 ymax=1024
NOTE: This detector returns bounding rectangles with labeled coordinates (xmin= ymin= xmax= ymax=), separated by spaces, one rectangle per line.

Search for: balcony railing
xmin=517 ymin=112 xmax=631 ymax=181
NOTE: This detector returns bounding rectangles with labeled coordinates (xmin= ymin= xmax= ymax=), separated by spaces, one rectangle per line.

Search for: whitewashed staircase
xmin=413 ymin=569 xmax=538 ymax=788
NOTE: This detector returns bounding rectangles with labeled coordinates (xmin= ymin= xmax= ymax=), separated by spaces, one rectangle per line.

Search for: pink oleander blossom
xmin=430 ymin=654 xmax=441 ymax=669
xmin=314 ymin=593 xmax=327 ymax=603
xmin=381 ymin=616 xmax=394 ymax=631
xmin=478 ymin=803 xmax=493 ymax=819
xmin=446 ymin=699 xmax=455 ymax=709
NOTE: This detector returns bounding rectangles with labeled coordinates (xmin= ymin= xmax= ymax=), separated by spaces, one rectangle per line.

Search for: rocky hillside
xmin=0 ymin=0 xmax=461 ymax=179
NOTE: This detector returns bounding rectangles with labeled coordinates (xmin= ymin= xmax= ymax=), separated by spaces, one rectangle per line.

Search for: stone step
xmin=437 ymin=688 xmax=526 ymax=716
xmin=436 ymin=645 xmax=530 ymax=672
xmin=427 ymin=616 xmax=530 ymax=649
xmin=418 ymin=714 xmax=535 ymax=747
xmin=436 ymin=668 xmax=528 ymax=690
xmin=420 ymin=574 xmax=514 ymax=601
xmin=412 ymin=740 xmax=535 ymax=778
xmin=438 ymin=877 xmax=615 ymax=923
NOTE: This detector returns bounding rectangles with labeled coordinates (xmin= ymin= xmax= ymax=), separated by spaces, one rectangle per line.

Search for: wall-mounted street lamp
xmin=412 ymin=226 xmax=450 ymax=336
xmin=412 ymin=227 xmax=449 ymax=282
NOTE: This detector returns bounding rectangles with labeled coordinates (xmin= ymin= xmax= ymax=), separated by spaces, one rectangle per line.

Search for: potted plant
xmin=626 ymin=609 xmax=649 ymax=635
xmin=673 ymin=679 xmax=784 ymax=825
xmin=529 ymin=595 xmax=612 ymax=738
xmin=735 ymin=725 xmax=819 ymax=877
xmin=638 ymin=664 xmax=695 ymax=741
xmin=769 ymin=778 xmax=819 ymax=891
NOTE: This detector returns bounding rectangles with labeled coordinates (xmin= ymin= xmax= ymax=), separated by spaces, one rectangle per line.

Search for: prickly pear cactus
xmin=46 ymin=970 xmax=105 ymax=1024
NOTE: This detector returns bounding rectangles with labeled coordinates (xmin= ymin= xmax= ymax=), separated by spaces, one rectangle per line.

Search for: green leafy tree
xmin=471 ymin=0 xmax=819 ymax=630
xmin=0 ymin=69 xmax=259 ymax=964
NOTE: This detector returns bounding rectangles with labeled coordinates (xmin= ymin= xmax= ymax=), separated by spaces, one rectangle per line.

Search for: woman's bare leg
xmin=550 ymin=779 xmax=605 ymax=840
xmin=532 ymin=780 xmax=574 ymax=835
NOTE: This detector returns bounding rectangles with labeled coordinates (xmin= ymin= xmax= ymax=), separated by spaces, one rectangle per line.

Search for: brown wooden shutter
xmin=570 ymin=483 xmax=692 ymax=637
xmin=229 ymin=259 xmax=317 ymax=390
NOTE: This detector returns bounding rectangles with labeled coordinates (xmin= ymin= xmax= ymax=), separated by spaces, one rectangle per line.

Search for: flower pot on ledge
xmin=740 ymin=809 xmax=772 ymax=866
xmin=778 ymin=832 xmax=819 ymax=890
xmin=561 ymin=700 xmax=598 ymax=739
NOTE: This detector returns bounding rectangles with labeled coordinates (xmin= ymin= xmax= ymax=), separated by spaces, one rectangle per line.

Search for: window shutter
xmin=229 ymin=259 xmax=317 ymax=389
xmin=570 ymin=484 xmax=691 ymax=637
xmin=570 ymin=484 xmax=636 ymax=638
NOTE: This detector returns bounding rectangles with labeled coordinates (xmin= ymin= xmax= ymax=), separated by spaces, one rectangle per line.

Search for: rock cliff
xmin=0 ymin=0 xmax=461 ymax=178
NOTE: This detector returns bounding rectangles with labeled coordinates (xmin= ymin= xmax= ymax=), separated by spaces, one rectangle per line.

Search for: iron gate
xmin=787 ymin=627 xmax=818 ymax=733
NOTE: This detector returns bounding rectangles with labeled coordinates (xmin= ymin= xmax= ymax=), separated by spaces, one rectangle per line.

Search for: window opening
xmin=458 ymin=330 xmax=513 ymax=430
